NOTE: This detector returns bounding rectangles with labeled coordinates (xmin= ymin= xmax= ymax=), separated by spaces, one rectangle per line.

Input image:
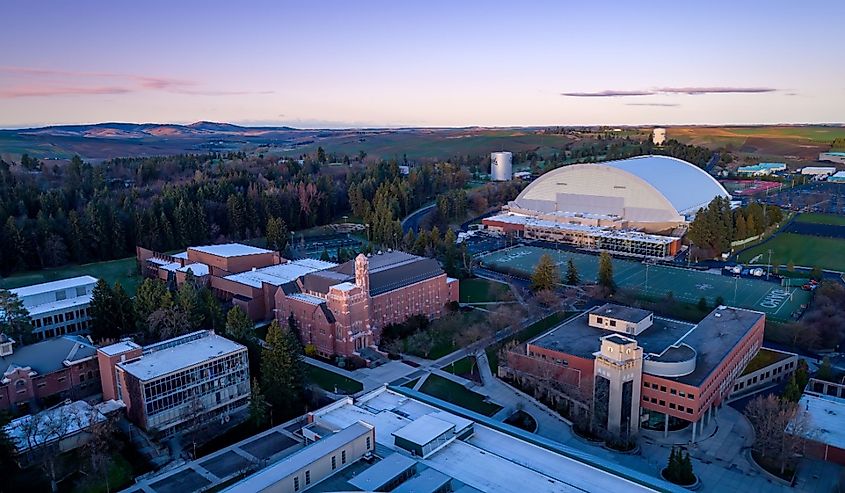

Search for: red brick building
xmin=502 ymin=303 xmax=764 ymax=439
xmin=0 ymin=334 xmax=100 ymax=413
xmin=275 ymin=252 xmax=459 ymax=358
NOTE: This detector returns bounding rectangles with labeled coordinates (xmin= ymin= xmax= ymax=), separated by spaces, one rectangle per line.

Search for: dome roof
xmin=513 ymin=155 xmax=730 ymax=224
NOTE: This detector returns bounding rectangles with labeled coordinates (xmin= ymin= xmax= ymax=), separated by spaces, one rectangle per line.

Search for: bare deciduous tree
xmin=745 ymin=394 xmax=811 ymax=475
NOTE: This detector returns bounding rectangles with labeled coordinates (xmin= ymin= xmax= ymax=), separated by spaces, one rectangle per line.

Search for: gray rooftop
xmin=393 ymin=467 xmax=452 ymax=493
xmin=347 ymin=452 xmax=417 ymax=491
xmin=1 ymin=336 xmax=96 ymax=377
xmin=592 ymin=303 xmax=652 ymax=324
xmin=301 ymin=251 xmax=446 ymax=297
xmin=222 ymin=422 xmax=372 ymax=493
xmin=532 ymin=306 xmax=763 ymax=386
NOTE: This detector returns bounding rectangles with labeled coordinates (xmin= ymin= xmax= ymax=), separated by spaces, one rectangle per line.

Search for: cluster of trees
xmin=0 ymin=289 xmax=33 ymax=344
xmin=745 ymin=394 xmax=809 ymax=476
xmin=783 ymin=359 xmax=811 ymax=402
xmin=89 ymin=274 xmax=222 ymax=344
xmin=687 ymin=197 xmax=784 ymax=256
xmin=0 ymin=153 xmax=349 ymax=275
xmin=664 ymin=447 xmax=696 ymax=485
xmin=784 ymin=281 xmax=845 ymax=351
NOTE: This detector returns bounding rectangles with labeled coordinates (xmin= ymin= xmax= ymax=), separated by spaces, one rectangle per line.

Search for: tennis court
xmin=480 ymin=245 xmax=810 ymax=320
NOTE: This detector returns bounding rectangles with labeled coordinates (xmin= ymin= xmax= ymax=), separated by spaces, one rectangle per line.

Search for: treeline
xmin=687 ymin=197 xmax=784 ymax=254
xmin=0 ymin=152 xmax=469 ymax=276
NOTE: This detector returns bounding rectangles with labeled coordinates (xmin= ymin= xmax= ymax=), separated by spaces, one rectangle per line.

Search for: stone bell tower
xmin=355 ymin=254 xmax=370 ymax=294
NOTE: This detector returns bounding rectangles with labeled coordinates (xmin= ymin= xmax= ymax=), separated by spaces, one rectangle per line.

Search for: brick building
xmin=97 ymin=330 xmax=250 ymax=436
xmin=0 ymin=334 xmax=100 ymax=413
xmin=275 ymin=251 xmax=459 ymax=358
xmin=502 ymin=303 xmax=764 ymax=439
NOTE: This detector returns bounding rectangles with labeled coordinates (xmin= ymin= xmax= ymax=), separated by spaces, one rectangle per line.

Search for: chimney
xmin=0 ymin=334 xmax=14 ymax=357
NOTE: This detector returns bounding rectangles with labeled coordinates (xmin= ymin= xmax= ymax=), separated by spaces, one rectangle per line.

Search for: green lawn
xmin=418 ymin=374 xmax=502 ymax=416
xmin=741 ymin=348 xmax=792 ymax=376
xmin=305 ymin=364 xmax=363 ymax=394
xmin=459 ymin=278 xmax=514 ymax=303
xmin=795 ymin=213 xmax=845 ymax=227
xmin=0 ymin=256 xmax=142 ymax=294
xmin=486 ymin=311 xmax=573 ymax=375
xmin=407 ymin=310 xmax=487 ymax=360
xmin=739 ymin=233 xmax=845 ymax=272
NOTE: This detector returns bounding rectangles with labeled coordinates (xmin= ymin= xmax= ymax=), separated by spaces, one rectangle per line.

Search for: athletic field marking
xmin=696 ymin=283 xmax=713 ymax=291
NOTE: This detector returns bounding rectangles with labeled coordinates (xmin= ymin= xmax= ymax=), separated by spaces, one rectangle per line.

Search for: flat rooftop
xmin=792 ymin=393 xmax=845 ymax=450
xmin=118 ymin=331 xmax=245 ymax=381
xmin=11 ymin=275 xmax=97 ymax=299
xmin=392 ymin=414 xmax=455 ymax=446
xmin=224 ymin=259 xmax=336 ymax=288
xmin=188 ymin=243 xmax=273 ymax=258
xmin=308 ymin=387 xmax=671 ymax=493
xmin=348 ymin=452 xmax=417 ymax=491
xmin=592 ymin=303 xmax=652 ymax=324
xmin=222 ymin=422 xmax=372 ymax=493
xmin=98 ymin=340 xmax=142 ymax=356
xmin=532 ymin=306 xmax=763 ymax=386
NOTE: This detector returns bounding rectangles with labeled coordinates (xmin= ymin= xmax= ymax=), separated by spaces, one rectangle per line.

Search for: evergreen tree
xmin=320 ymin=247 xmax=331 ymax=262
xmin=680 ymin=450 xmax=695 ymax=485
xmin=697 ymin=297 xmax=708 ymax=311
xmin=597 ymin=251 xmax=615 ymax=293
xmin=443 ymin=229 xmax=459 ymax=277
xmin=112 ymin=282 xmax=136 ymax=337
xmin=89 ymin=279 xmax=116 ymax=342
xmin=248 ymin=378 xmax=269 ymax=429
xmin=0 ymin=290 xmax=32 ymax=344
xmin=0 ymin=411 xmax=16 ymax=471
xmin=565 ymin=258 xmax=580 ymax=285
xmin=225 ymin=306 xmax=253 ymax=342
xmin=531 ymin=254 xmax=559 ymax=292
xmin=134 ymin=278 xmax=169 ymax=333
xmin=783 ymin=373 xmax=801 ymax=402
xmin=266 ymin=216 xmax=289 ymax=252
xmin=177 ymin=271 xmax=204 ymax=330
xmin=261 ymin=320 xmax=305 ymax=417
xmin=817 ymin=356 xmax=834 ymax=381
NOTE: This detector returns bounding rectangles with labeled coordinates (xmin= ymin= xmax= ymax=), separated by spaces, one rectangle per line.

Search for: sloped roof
xmin=0 ymin=336 xmax=97 ymax=377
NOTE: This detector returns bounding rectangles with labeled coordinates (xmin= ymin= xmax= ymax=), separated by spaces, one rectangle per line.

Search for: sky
xmin=1 ymin=0 xmax=843 ymax=128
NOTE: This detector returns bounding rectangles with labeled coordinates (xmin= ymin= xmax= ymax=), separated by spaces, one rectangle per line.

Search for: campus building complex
xmin=97 ymin=330 xmax=250 ymax=436
xmin=10 ymin=276 xmax=98 ymax=340
xmin=0 ymin=334 xmax=100 ymax=412
xmin=502 ymin=303 xmax=764 ymax=439
xmin=275 ymin=251 xmax=459 ymax=358
xmin=481 ymin=155 xmax=728 ymax=257
xmin=138 ymin=243 xmax=458 ymax=358
xmin=217 ymin=386 xmax=680 ymax=493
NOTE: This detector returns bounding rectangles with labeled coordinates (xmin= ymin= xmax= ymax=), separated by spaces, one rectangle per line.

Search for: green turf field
xmin=738 ymin=233 xmax=845 ymax=273
xmin=794 ymin=213 xmax=845 ymax=227
xmin=480 ymin=246 xmax=810 ymax=320
xmin=0 ymin=256 xmax=141 ymax=294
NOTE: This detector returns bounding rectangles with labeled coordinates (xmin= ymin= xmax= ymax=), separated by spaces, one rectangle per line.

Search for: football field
xmin=480 ymin=246 xmax=810 ymax=320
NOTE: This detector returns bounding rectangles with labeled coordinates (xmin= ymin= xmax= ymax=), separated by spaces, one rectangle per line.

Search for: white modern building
xmin=652 ymin=128 xmax=666 ymax=145
xmin=500 ymin=155 xmax=730 ymax=233
xmin=801 ymin=166 xmax=837 ymax=177
xmin=10 ymin=276 xmax=98 ymax=340
xmin=491 ymin=151 xmax=513 ymax=181
xmin=819 ymin=152 xmax=845 ymax=164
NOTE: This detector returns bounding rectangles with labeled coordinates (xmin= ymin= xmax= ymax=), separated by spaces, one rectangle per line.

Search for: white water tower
xmin=491 ymin=151 xmax=513 ymax=181
xmin=652 ymin=128 xmax=666 ymax=146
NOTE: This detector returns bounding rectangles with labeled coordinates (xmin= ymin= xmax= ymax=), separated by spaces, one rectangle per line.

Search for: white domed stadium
xmin=483 ymin=155 xmax=731 ymax=258
xmin=510 ymin=155 xmax=729 ymax=231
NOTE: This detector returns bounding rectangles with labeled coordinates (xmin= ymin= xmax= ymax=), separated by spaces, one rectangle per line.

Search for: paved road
xmin=401 ymin=203 xmax=436 ymax=234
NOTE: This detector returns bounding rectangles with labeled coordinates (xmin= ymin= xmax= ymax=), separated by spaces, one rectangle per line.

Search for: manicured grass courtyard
xmin=739 ymin=233 xmax=845 ymax=272
xmin=459 ymin=278 xmax=514 ymax=303
xmin=0 ymin=256 xmax=142 ymax=294
xmin=418 ymin=374 xmax=502 ymax=416
xmin=305 ymin=364 xmax=363 ymax=394
xmin=795 ymin=212 xmax=845 ymax=227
